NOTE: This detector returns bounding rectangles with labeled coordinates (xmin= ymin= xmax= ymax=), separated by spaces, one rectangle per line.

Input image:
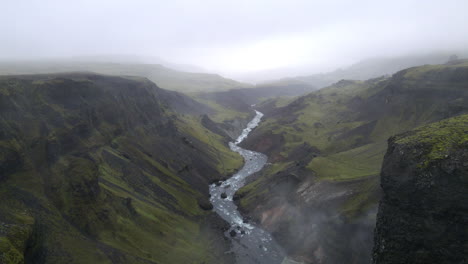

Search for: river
xmin=209 ymin=110 xmax=286 ymax=264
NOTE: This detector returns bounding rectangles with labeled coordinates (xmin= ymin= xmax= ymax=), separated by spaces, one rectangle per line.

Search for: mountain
xmin=267 ymin=52 xmax=467 ymax=89
xmin=372 ymin=114 xmax=467 ymax=264
xmin=68 ymin=55 xmax=208 ymax=73
xmin=1 ymin=59 xmax=466 ymax=264
xmin=0 ymin=73 xmax=247 ymax=263
xmin=234 ymin=60 xmax=468 ymax=263
xmin=0 ymin=61 xmax=250 ymax=93
xmin=196 ymin=78 xmax=318 ymax=115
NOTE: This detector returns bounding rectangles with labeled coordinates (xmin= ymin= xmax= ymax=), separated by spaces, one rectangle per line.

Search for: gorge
xmin=0 ymin=61 xmax=467 ymax=264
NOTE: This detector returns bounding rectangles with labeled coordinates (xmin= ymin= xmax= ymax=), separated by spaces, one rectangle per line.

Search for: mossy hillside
xmin=236 ymin=79 xmax=388 ymax=220
xmin=393 ymin=114 xmax=468 ymax=167
xmin=271 ymin=96 xmax=297 ymax=108
xmin=248 ymin=62 xmax=468 ymax=181
xmin=0 ymin=73 xmax=239 ymax=263
xmin=176 ymin=115 xmax=243 ymax=174
xmin=192 ymin=97 xmax=251 ymax=123
xmin=235 ymin=62 xmax=468 ymax=262
xmin=307 ymin=142 xmax=386 ymax=181
xmin=236 ymin=162 xmax=294 ymax=210
xmin=0 ymin=169 xmax=111 ymax=264
xmin=242 ymin=79 xmax=387 ymax=183
xmin=250 ymin=79 xmax=382 ymax=153
xmin=340 ymin=175 xmax=380 ymax=218
xmin=402 ymin=60 xmax=468 ymax=80
xmin=238 ymin=62 xmax=468 ymax=220
xmin=193 ymin=80 xmax=316 ymax=127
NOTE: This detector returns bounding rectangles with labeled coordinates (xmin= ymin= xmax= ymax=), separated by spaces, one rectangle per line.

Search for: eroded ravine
xmin=209 ymin=110 xmax=286 ymax=264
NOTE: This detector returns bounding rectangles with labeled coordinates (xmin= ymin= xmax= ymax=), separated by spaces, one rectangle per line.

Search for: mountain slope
xmin=0 ymin=61 xmax=251 ymax=93
xmin=235 ymin=60 xmax=468 ymax=263
xmin=197 ymin=79 xmax=316 ymax=109
xmin=0 ymin=73 xmax=243 ymax=264
xmin=277 ymin=52 xmax=465 ymax=89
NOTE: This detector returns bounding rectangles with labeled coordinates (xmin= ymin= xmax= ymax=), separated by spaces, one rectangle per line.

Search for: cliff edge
xmin=373 ymin=114 xmax=468 ymax=264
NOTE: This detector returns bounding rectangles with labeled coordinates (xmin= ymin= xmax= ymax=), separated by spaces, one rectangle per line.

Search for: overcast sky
xmin=2 ymin=0 xmax=468 ymax=76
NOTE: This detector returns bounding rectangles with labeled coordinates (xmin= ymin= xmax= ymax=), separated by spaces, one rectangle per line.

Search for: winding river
xmin=209 ymin=110 xmax=286 ymax=264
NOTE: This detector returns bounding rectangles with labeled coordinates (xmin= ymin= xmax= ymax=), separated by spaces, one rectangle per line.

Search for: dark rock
xmin=197 ymin=198 xmax=213 ymax=211
xmin=233 ymin=193 xmax=243 ymax=201
xmin=209 ymin=178 xmax=221 ymax=184
xmin=124 ymin=197 xmax=138 ymax=216
xmin=373 ymin=119 xmax=468 ymax=264
xmin=0 ymin=146 xmax=23 ymax=178
xmin=122 ymin=153 xmax=131 ymax=160
xmin=229 ymin=230 xmax=237 ymax=237
xmin=220 ymin=193 xmax=227 ymax=199
xmin=201 ymin=114 xmax=230 ymax=140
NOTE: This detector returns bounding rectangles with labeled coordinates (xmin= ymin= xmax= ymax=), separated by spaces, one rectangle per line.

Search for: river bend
xmin=209 ymin=110 xmax=285 ymax=264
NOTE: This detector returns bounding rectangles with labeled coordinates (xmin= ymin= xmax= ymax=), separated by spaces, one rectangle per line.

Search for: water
xmin=209 ymin=110 xmax=286 ymax=264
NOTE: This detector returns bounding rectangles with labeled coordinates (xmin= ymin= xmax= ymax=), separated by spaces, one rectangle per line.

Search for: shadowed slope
xmin=0 ymin=73 xmax=243 ymax=264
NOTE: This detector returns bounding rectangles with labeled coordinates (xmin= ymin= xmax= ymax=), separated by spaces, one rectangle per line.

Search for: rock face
xmin=373 ymin=114 xmax=468 ymax=264
xmin=0 ymin=73 xmax=240 ymax=264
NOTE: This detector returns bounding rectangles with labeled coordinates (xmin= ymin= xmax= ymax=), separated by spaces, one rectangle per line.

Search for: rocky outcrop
xmin=373 ymin=114 xmax=468 ymax=264
xmin=218 ymin=114 xmax=255 ymax=140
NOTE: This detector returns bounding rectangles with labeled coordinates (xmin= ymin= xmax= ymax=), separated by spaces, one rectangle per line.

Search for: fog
xmin=2 ymin=0 xmax=468 ymax=80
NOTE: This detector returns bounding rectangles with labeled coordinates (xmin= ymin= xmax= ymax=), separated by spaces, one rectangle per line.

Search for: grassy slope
xmin=192 ymin=97 xmax=251 ymax=123
xmin=233 ymin=61 xmax=468 ymax=263
xmin=192 ymin=79 xmax=315 ymax=124
xmin=0 ymin=74 xmax=242 ymax=264
xmin=393 ymin=114 xmax=468 ymax=167
xmin=240 ymin=60 xmax=468 ymax=217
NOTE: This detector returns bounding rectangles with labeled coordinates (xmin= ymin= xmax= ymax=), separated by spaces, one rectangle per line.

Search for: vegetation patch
xmin=395 ymin=114 xmax=468 ymax=167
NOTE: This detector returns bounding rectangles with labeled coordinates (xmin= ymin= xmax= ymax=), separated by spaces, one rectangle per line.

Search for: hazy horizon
xmin=2 ymin=0 xmax=468 ymax=81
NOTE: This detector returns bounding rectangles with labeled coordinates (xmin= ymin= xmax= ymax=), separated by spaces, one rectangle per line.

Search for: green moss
xmin=0 ymin=237 xmax=23 ymax=264
xmin=273 ymin=96 xmax=296 ymax=107
xmin=176 ymin=115 xmax=243 ymax=175
xmin=340 ymin=176 xmax=380 ymax=219
xmin=395 ymin=114 xmax=468 ymax=167
xmin=403 ymin=64 xmax=447 ymax=79
xmin=0 ymin=218 xmax=33 ymax=264
xmin=239 ymin=62 xmax=468 ymax=222
xmin=307 ymin=143 xmax=385 ymax=181
xmin=193 ymin=97 xmax=250 ymax=123
xmin=236 ymin=162 xmax=292 ymax=209
xmin=403 ymin=62 xmax=468 ymax=79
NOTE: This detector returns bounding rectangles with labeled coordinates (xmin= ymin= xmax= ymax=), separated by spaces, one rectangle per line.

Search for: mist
xmin=2 ymin=0 xmax=468 ymax=81
xmin=1 ymin=1 xmax=467 ymax=264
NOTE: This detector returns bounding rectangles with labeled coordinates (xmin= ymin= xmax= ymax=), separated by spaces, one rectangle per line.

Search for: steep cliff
xmin=373 ymin=114 xmax=468 ymax=264
xmin=0 ymin=73 xmax=242 ymax=264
